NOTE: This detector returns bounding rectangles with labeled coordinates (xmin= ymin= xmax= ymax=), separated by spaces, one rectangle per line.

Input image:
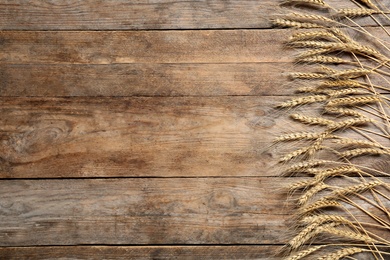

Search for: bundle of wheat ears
xmin=273 ymin=0 xmax=390 ymax=259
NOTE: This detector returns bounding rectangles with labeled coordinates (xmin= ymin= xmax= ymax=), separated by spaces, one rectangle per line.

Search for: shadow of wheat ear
xmin=273 ymin=0 xmax=390 ymax=259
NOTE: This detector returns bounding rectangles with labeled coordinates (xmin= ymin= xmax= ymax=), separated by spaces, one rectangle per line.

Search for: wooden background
xmin=1 ymin=1 xmax=386 ymax=259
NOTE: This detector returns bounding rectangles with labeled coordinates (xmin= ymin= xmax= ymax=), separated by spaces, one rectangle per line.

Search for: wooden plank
xmin=0 ymin=0 xmax=389 ymax=30
xmin=0 ymin=96 xmax=291 ymax=178
xmin=0 ymin=246 xmax=281 ymax=259
xmin=0 ymin=30 xmax=291 ymax=65
xmin=0 ymin=178 xmax=388 ymax=247
xmin=0 ymin=178 xmax=288 ymax=246
xmin=0 ymin=63 xmax=292 ymax=97
xmin=0 ymin=245 xmax=281 ymax=259
xmin=1 ymin=96 xmax=384 ymax=178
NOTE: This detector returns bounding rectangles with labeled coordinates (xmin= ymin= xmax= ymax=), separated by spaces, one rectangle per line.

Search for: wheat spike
xmin=327 ymin=95 xmax=380 ymax=107
xmin=275 ymin=132 xmax=325 ymax=141
xmin=336 ymin=8 xmax=378 ymax=17
xmin=278 ymin=95 xmax=329 ymax=108
xmin=273 ymin=18 xmax=323 ymax=28
xmin=341 ymin=148 xmax=390 ymax=158
xmin=291 ymin=114 xmax=334 ymax=126
xmin=285 ymin=245 xmax=326 ymax=260
xmin=317 ymin=247 xmax=364 ymax=260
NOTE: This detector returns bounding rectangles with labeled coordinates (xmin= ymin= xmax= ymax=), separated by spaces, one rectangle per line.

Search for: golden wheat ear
xmin=274 ymin=0 xmax=390 ymax=259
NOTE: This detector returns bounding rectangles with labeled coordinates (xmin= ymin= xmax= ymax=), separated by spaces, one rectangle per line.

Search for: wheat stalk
xmin=274 ymin=0 xmax=390 ymax=258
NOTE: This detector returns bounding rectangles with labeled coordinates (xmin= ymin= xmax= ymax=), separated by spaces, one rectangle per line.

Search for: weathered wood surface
xmin=1 ymin=29 xmax=389 ymax=97
xmin=0 ymin=63 xmax=291 ymax=97
xmin=0 ymin=0 xmax=389 ymax=30
xmin=0 ymin=178 xmax=287 ymax=246
xmin=0 ymin=96 xmax=289 ymax=178
xmin=0 ymin=246 xmax=280 ymax=260
xmin=1 ymin=178 xmax=387 ymax=247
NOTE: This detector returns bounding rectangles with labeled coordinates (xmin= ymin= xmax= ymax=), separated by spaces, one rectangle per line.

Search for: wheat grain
xmin=285 ymin=160 xmax=327 ymax=173
xmin=289 ymin=12 xmax=334 ymax=22
xmin=301 ymin=214 xmax=352 ymax=226
xmin=290 ymin=41 xmax=342 ymax=49
xmin=285 ymin=245 xmax=326 ymax=260
xmin=297 ymin=55 xmax=349 ymax=64
xmin=324 ymin=107 xmax=365 ymax=117
xmin=280 ymin=146 xmax=311 ymax=162
xmin=324 ymin=88 xmax=366 ymax=97
xmin=281 ymin=0 xmax=327 ymax=7
xmin=334 ymin=137 xmax=384 ymax=148
xmin=288 ymin=31 xmax=340 ymax=42
xmin=332 ymin=180 xmax=383 ymax=197
xmin=276 ymin=132 xmax=325 ymax=141
xmin=297 ymin=48 xmax=334 ymax=58
xmin=291 ymin=114 xmax=334 ymax=126
xmin=314 ymin=166 xmax=362 ymax=182
xmin=273 ymin=18 xmax=323 ymax=28
xmin=278 ymin=95 xmax=329 ymax=108
xmin=288 ymin=222 xmax=338 ymax=250
xmin=341 ymin=148 xmax=390 ymax=158
xmin=327 ymin=95 xmax=380 ymax=107
xmin=317 ymin=247 xmax=364 ymax=260
xmin=327 ymin=117 xmax=372 ymax=131
xmin=325 ymin=227 xmax=379 ymax=244
xmin=289 ymin=72 xmax=329 ymax=79
xmin=298 ymin=182 xmax=329 ymax=205
xmin=300 ymin=199 xmax=341 ymax=214
xmin=320 ymin=80 xmax=364 ymax=89
xmin=331 ymin=68 xmax=372 ymax=79
xmin=289 ymin=179 xmax=316 ymax=191
xmin=336 ymin=8 xmax=378 ymax=17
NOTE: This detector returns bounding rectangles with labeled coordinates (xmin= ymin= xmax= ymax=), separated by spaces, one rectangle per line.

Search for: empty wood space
xmin=1 ymin=1 xmax=389 ymax=259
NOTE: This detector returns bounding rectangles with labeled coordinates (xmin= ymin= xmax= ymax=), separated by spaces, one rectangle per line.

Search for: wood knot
xmin=208 ymin=190 xmax=236 ymax=210
xmin=4 ymin=120 xmax=72 ymax=161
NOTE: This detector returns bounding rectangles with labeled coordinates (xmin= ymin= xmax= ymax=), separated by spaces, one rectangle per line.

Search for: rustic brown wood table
xmin=1 ymin=1 xmax=385 ymax=259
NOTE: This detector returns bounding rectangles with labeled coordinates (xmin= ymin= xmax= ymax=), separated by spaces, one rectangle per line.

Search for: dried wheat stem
xmin=301 ymin=214 xmax=353 ymax=226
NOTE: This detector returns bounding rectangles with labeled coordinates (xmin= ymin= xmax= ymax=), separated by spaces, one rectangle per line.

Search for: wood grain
xmin=0 ymin=178 xmax=388 ymax=247
xmin=0 ymin=30 xmax=290 ymax=65
xmin=0 ymin=246 xmax=281 ymax=260
xmin=0 ymin=63 xmax=292 ymax=97
xmin=0 ymin=0 xmax=389 ymax=30
xmin=0 ymin=96 xmax=290 ymax=178
xmin=2 ymin=29 xmax=389 ymax=97
xmin=0 ymin=178 xmax=288 ymax=246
